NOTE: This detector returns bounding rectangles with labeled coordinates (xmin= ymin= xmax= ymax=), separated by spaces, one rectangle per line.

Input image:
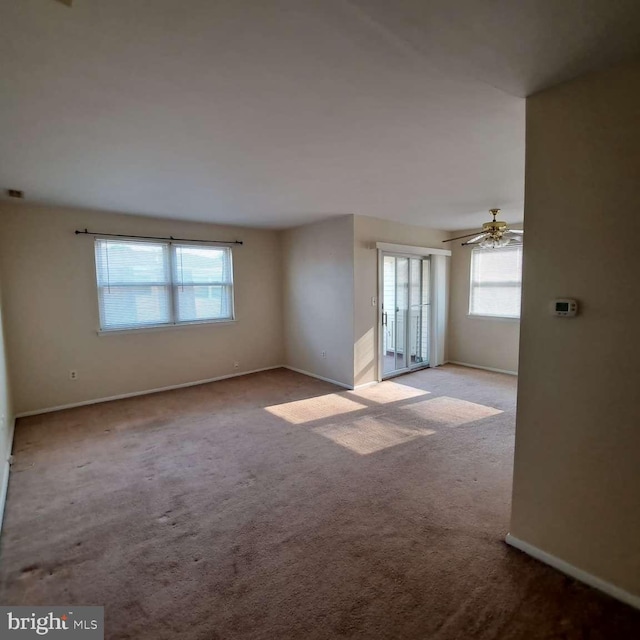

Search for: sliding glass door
xmin=382 ymin=254 xmax=431 ymax=378
xmin=409 ymin=256 xmax=430 ymax=369
xmin=382 ymin=255 xmax=408 ymax=376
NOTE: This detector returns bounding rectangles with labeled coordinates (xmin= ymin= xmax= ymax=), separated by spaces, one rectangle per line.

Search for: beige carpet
xmin=1 ymin=365 xmax=639 ymax=639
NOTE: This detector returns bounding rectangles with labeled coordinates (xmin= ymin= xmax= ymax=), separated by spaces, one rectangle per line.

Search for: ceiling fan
xmin=443 ymin=209 xmax=523 ymax=248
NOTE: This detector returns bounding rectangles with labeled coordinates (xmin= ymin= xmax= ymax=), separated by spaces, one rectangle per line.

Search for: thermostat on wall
xmin=553 ymin=299 xmax=578 ymax=316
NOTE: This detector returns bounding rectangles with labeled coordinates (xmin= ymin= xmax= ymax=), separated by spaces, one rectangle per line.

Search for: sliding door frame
xmin=376 ymin=243 xmax=451 ymax=382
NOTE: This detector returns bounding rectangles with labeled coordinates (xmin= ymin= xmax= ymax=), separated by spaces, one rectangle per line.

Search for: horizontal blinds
xmin=469 ymin=245 xmax=522 ymax=318
xmin=95 ymin=239 xmax=171 ymax=329
xmin=172 ymin=245 xmax=233 ymax=322
xmin=95 ymin=239 xmax=234 ymax=330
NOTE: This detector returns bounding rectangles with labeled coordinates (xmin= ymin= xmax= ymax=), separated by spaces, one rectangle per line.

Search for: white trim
xmin=283 ymin=366 xmax=352 ymax=390
xmin=377 ymin=249 xmax=384 ymax=382
xmin=97 ymin=318 xmax=236 ymax=336
xmin=15 ymin=366 xmax=283 ymax=418
xmin=375 ymin=242 xmax=451 ymax=257
xmin=467 ymin=314 xmax=520 ymax=322
xmin=430 ymin=254 xmax=448 ymax=367
xmin=448 ymin=361 xmax=518 ymax=376
xmin=505 ymin=533 xmax=640 ymax=611
xmin=353 ymin=380 xmax=378 ymax=391
xmin=0 ymin=416 xmax=16 ymax=533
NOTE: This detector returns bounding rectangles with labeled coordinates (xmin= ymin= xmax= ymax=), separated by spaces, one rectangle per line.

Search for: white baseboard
xmin=283 ymin=366 xmax=352 ymax=390
xmin=447 ymin=361 xmax=518 ymax=376
xmin=0 ymin=416 xmax=16 ymax=533
xmin=353 ymin=381 xmax=378 ymax=391
xmin=15 ymin=366 xmax=284 ymax=418
xmin=505 ymin=533 xmax=640 ymax=611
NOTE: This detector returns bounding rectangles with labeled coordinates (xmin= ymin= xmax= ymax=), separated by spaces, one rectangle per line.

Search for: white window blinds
xmin=172 ymin=245 xmax=233 ymax=323
xmin=469 ymin=245 xmax=523 ymax=319
xmin=95 ymin=238 xmax=234 ymax=331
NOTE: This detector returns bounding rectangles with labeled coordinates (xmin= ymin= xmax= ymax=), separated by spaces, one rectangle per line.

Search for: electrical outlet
xmin=69 ymin=370 xmax=78 ymax=380
xmin=321 ymin=351 xmax=326 ymax=359
xmin=233 ymin=361 xmax=240 ymax=369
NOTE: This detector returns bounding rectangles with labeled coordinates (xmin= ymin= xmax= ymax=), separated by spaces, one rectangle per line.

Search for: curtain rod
xmin=74 ymin=229 xmax=243 ymax=245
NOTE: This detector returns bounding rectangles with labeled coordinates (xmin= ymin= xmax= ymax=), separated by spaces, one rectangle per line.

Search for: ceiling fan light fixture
xmin=479 ymin=235 xmax=510 ymax=249
xmin=442 ymin=209 xmax=523 ymax=248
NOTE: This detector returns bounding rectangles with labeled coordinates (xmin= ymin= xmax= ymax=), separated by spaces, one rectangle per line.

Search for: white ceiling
xmin=1 ymin=0 xmax=639 ymax=230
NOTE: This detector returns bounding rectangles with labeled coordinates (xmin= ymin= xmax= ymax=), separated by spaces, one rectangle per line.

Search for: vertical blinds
xmin=95 ymin=238 xmax=234 ymax=331
xmin=469 ymin=245 xmax=523 ymax=318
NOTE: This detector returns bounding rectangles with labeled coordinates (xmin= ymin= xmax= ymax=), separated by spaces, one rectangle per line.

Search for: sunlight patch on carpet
xmin=347 ymin=381 xmax=429 ymax=404
xmin=265 ymin=394 xmax=367 ymax=424
xmin=314 ymin=416 xmax=434 ymax=455
xmin=402 ymin=396 xmax=502 ymax=427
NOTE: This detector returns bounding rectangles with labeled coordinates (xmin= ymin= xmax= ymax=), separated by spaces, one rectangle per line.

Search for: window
xmin=95 ymin=238 xmax=234 ymax=332
xmin=469 ymin=245 xmax=522 ymax=319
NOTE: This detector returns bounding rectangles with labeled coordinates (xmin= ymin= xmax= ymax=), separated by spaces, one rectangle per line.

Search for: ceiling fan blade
xmin=461 ymin=233 xmax=489 ymax=246
xmin=506 ymin=229 xmax=524 ymax=234
xmin=442 ymin=230 xmax=484 ymax=243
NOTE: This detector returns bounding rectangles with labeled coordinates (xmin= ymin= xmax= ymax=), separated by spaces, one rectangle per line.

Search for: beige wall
xmin=354 ymin=215 xmax=449 ymax=386
xmin=0 ymin=203 xmax=284 ymax=415
xmin=448 ymin=227 xmax=521 ymax=373
xmin=510 ymin=61 xmax=640 ymax=597
xmin=282 ymin=215 xmax=355 ymax=387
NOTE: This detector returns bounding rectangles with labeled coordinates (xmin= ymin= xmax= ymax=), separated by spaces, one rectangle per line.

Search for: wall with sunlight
xmin=353 ymin=215 xmax=449 ymax=386
xmin=448 ymin=224 xmax=522 ymax=374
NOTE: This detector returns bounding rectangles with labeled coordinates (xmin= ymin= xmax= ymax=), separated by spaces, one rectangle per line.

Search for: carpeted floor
xmin=1 ymin=365 xmax=639 ymax=639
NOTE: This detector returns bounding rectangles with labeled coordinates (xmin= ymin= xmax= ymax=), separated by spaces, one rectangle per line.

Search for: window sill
xmin=97 ymin=319 xmax=236 ymax=336
xmin=467 ymin=314 xmax=520 ymax=322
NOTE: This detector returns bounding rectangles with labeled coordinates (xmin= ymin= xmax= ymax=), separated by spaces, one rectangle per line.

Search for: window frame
xmin=94 ymin=236 xmax=236 ymax=335
xmin=468 ymin=244 xmax=522 ymax=321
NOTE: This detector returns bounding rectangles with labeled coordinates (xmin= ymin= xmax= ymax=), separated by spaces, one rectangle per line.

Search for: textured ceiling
xmin=1 ymin=0 xmax=638 ymax=229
